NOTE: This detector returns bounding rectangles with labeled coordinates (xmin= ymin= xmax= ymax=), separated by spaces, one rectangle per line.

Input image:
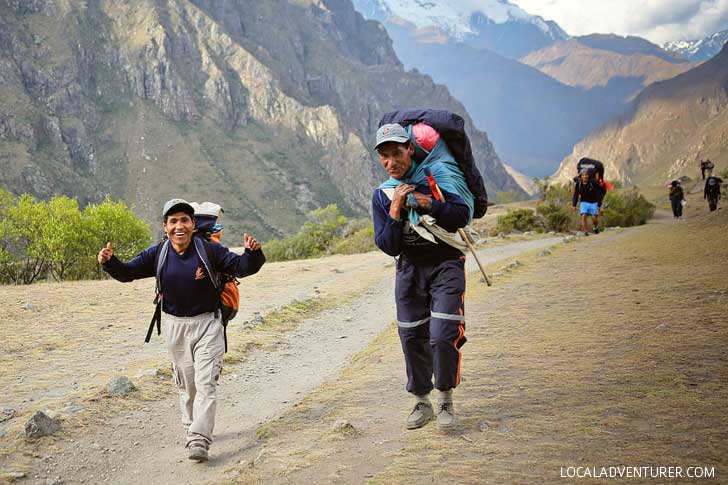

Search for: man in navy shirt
xmin=372 ymin=123 xmax=469 ymax=431
xmin=97 ymin=199 xmax=265 ymax=462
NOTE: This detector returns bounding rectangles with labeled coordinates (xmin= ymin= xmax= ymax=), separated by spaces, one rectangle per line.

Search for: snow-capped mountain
xmin=663 ymin=30 xmax=728 ymax=61
xmin=351 ymin=0 xmax=568 ymax=58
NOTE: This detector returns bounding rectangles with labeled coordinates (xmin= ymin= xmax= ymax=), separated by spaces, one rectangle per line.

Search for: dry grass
xmin=226 ymin=197 xmax=728 ymax=484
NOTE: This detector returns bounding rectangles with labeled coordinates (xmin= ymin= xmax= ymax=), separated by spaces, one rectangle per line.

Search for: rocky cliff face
xmin=552 ymin=43 xmax=728 ymax=187
xmin=0 ymin=0 xmax=521 ymax=240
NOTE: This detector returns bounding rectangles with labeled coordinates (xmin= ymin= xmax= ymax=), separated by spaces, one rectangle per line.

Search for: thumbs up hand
xmin=98 ymin=242 xmax=114 ymax=264
xmin=243 ymin=233 xmax=261 ymax=251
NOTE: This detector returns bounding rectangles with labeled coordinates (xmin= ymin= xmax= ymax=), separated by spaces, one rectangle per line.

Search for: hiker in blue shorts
xmin=371 ymin=123 xmax=471 ymax=431
xmin=97 ymin=199 xmax=265 ymax=462
xmin=572 ymin=169 xmax=605 ymax=235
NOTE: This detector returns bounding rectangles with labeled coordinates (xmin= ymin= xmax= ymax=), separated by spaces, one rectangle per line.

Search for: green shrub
xmin=0 ymin=191 xmax=151 ymax=284
xmin=537 ymin=203 xmax=579 ymax=232
xmin=495 ymin=208 xmax=539 ymax=234
xmin=263 ymin=204 xmax=348 ymax=262
xmin=329 ymin=223 xmax=376 ymax=255
xmin=601 ymin=188 xmax=655 ymax=227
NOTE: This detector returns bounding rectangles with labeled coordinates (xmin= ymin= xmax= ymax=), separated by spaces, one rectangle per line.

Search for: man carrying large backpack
xmin=704 ymin=175 xmax=723 ymax=211
xmin=572 ymin=168 xmax=606 ymax=234
xmin=97 ymin=199 xmax=265 ymax=462
xmin=371 ymin=121 xmax=473 ymax=432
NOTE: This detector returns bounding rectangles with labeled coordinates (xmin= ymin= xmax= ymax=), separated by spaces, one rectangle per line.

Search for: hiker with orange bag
xmin=97 ymin=199 xmax=265 ymax=462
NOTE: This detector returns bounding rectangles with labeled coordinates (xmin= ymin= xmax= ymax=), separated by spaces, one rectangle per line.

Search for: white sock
xmin=414 ymin=393 xmax=431 ymax=404
xmin=434 ymin=389 xmax=453 ymax=404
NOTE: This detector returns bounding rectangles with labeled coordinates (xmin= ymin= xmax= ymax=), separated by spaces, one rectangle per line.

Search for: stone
xmin=332 ymin=419 xmax=356 ymax=434
xmin=133 ymin=368 xmax=159 ymax=379
xmin=1 ymin=407 xmax=16 ymax=422
xmin=22 ymin=303 xmax=34 ymax=310
xmin=25 ymin=410 xmax=60 ymax=438
xmin=63 ymin=405 xmax=85 ymax=414
xmin=8 ymin=472 xmax=25 ymax=479
xmin=252 ymin=446 xmax=267 ymax=467
xmin=538 ymin=250 xmax=551 ymax=257
xmin=493 ymin=272 xmax=503 ymax=277
xmin=107 ymin=376 xmax=135 ymax=396
xmin=479 ymin=422 xmax=490 ymax=432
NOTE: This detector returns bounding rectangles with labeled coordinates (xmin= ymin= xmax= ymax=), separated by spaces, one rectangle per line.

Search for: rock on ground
xmin=25 ymin=410 xmax=60 ymax=438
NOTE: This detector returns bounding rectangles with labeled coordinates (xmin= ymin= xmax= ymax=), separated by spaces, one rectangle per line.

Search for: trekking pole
xmin=423 ymin=168 xmax=492 ymax=286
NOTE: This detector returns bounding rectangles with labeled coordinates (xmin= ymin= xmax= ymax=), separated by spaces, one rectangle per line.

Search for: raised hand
xmin=98 ymin=242 xmax=114 ymax=264
xmin=243 ymin=233 xmax=261 ymax=251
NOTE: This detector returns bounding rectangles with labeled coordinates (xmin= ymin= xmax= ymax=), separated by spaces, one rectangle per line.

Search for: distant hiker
xmin=668 ymin=180 xmax=685 ymax=219
xmin=372 ymin=122 xmax=471 ymax=432
xmin=704 ymin=159 xmax=715 ymax=179
xmin=97 ymin=199 xmax=265 ymax=462
xmin=700 ymin=160 xmax=707 ymax=180
xmin=572 ymin=168 xmax=606 ymax=235
xmin=704 ymin=175 xmax=723 ymax=211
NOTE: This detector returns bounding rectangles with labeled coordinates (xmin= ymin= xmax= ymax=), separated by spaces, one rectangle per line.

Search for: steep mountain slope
xmin=0 ymin=0 xmax=522 ymax=240
xmin=351 ymin=0 xmax=568 ymax=59
xmin=664 ymin=30 xmax=728 ymax=61
xmin=521 ymin=36 xmax=696 ymax=100
xmin=552 ymin=43 xmax=728 ymax=186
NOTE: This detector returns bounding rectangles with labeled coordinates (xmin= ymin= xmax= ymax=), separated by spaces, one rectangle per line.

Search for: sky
xmin=514 ymin=0 xmax=728 ymax=44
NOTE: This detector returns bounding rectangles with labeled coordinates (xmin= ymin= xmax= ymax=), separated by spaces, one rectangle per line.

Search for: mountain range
xmin=351 ymin=1 xmax=693 ymax=178
xmin=0 ymin=0 xmax=524 ymax=240
xmin=553 ymin=42 xmax=728 ymax=186
xmin=664 ymin=30 xmax=728 ymax=61
xmin=351 ymin=0 xmax=568 ymax=59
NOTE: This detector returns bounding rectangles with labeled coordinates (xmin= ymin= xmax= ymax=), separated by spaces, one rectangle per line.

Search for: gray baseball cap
xmin=162 ymin=198 xmax=194 ymax=219
xmin=374 ymin=123 xmax=409 ymax=149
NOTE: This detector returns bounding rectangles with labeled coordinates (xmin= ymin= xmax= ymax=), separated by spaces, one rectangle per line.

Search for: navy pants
xmin=396 ymin=256 xmax=467 ymax=395
xmin=670 ymin=198 xmax=682 ymax=217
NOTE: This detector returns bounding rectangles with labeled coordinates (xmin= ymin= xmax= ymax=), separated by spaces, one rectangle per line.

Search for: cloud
xmin=513 ymin=0 xmax=728 ymax=43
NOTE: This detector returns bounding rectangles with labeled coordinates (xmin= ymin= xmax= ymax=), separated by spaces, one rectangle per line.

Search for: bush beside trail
xmin=0 ymin=190 xmax=151 ymax=284
xmin=494 ymin=180 xmax=655 ymax=235
xmin=263 ymin=204 xmax=376 ymax=262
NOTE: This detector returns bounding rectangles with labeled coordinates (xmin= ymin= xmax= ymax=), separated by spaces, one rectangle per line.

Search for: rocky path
xmin=8 ymin=237 xmax=560 ymax=484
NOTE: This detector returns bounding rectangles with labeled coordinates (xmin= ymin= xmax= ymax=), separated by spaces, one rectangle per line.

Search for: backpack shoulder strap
xmin=193 ymin=237 xmax=220 ymax=292
xmin=146 ymin=240 xmax=168 ymax=343
xmin=193 ymin=237 xmax=231 ymax=352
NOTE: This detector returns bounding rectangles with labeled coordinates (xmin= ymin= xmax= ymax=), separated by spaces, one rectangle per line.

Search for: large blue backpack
xmin=379 ymin=109 xmax=488 ymax=218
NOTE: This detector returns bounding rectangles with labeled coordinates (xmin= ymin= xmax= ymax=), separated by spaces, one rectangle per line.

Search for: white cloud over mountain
xmin=515 ymin=0 xmax=728 ymax=43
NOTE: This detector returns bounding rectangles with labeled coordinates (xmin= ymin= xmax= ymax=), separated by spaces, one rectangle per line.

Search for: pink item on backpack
xmin=412 ymin=123 xmax=440 ymax=152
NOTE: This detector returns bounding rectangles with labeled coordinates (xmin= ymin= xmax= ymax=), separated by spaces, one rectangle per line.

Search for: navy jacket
xmin=103 ymin=238 xmax=265 ymax=317
xmin=372 ymin=184 xmax=469 ymax=263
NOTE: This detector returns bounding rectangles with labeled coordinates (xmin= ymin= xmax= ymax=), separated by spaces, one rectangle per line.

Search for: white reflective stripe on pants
xmin=162 ymin=311 xmax=225 ymax=447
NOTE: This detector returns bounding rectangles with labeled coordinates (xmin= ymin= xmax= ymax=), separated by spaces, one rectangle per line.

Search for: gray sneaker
xmin=188 ymin=441 xmax=209 ymax=462
xmin=406 ymin=402 xmax=434 ymax=429
xmin=436 ymin=402 xmax=456 ymax=431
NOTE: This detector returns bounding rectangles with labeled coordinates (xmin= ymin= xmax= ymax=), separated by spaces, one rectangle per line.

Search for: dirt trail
xmin=1 ymin=237 xmax=560 ymax=483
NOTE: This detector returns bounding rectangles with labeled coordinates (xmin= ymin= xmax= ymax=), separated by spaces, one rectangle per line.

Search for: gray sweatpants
xmin=162 ymin=312 xmax=225 ymax=447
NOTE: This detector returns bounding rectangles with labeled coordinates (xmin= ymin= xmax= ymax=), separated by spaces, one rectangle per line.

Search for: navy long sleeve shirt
xmin=372 ymin=184 xmax=469 ymax=263
xmin=103 ymin=238 xmax=265 ymax=317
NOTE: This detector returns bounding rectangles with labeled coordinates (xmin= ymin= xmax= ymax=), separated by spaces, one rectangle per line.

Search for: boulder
xmin=24 ymin=410 xmax=60 ymax=438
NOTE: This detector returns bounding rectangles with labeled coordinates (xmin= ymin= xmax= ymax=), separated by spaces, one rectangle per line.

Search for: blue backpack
xmin=379 ymin=109 xmax=489 ymax=218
